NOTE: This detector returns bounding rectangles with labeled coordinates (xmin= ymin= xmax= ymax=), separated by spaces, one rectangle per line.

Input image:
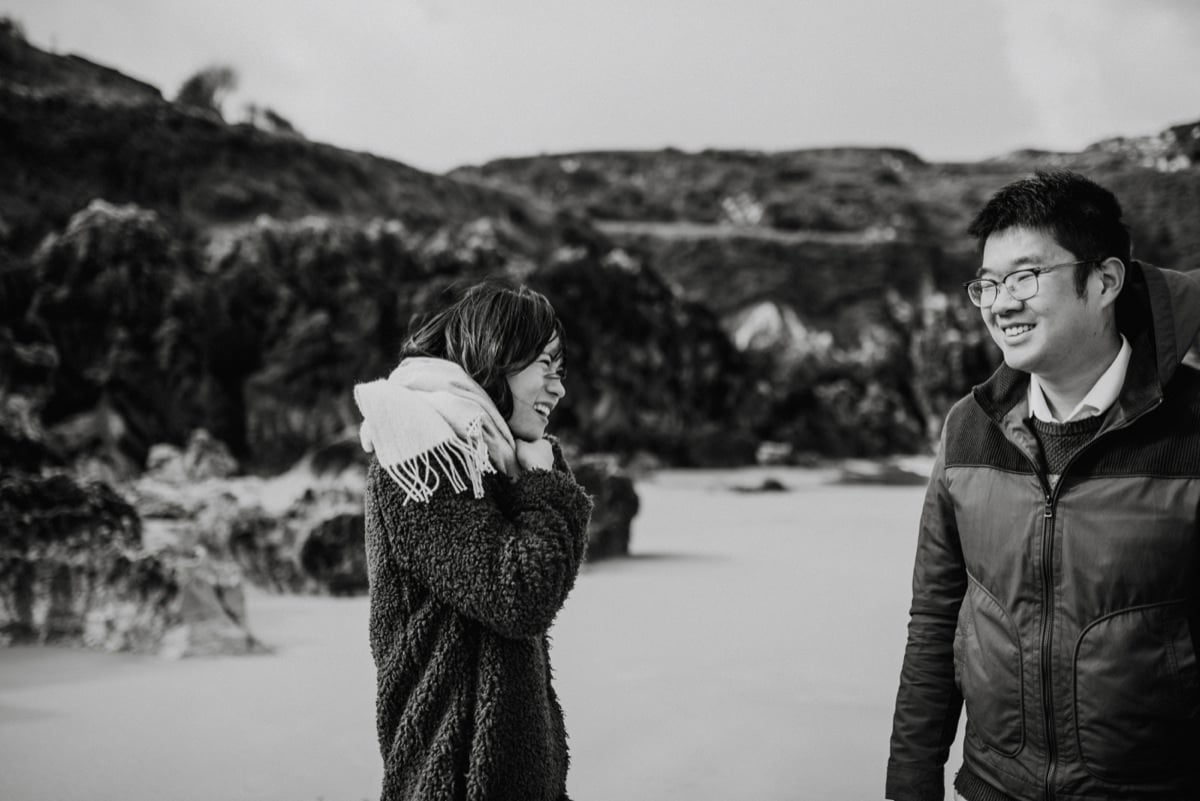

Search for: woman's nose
xmin=547 ymin=376 xmax=566 ymax=399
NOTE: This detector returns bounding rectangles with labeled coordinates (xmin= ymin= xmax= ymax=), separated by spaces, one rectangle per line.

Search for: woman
xmin=354 ymin=280 xmax=593 ymax=801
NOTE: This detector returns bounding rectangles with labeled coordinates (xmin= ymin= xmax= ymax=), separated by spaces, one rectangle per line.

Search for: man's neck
xmin=1035 ymin=336 xmax=1123 ymax=420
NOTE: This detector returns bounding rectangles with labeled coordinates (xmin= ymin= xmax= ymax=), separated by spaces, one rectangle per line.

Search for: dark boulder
xmin=299 ymin=511 xmax=367 ymax=596
xmin=573 ymin=456 xmax=639 ymax=560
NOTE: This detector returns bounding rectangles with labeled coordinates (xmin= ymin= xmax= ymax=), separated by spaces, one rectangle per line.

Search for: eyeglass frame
xmin=961 ymin=259 xmax=1100 ymax=309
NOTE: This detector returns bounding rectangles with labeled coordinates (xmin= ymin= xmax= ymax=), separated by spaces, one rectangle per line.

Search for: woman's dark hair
xmin=401 ymin=279 xmax=565 ymax=417
xmin=967 ymin=169 xmax=1132 ymax=296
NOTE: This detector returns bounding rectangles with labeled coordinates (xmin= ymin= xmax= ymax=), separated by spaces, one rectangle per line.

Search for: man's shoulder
xmin=938 ymin=390 xmax=1033 ymax=472
xmin=943 ymin=390 xmax=989 ymax=433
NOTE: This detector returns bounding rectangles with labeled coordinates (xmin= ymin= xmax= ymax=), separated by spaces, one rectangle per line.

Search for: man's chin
xmin=1003 ymin=353 xmax=1039 ymax=374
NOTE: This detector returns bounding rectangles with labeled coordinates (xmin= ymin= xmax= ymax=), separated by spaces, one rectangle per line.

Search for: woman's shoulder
xmin=370 ymin=459 xmax=529 ymax=536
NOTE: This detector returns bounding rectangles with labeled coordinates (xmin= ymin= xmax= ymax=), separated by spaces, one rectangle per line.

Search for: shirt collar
xmin=1028 ymin=336 xmax=1131 ymax=423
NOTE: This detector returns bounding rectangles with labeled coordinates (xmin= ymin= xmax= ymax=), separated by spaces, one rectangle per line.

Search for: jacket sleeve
xmin=886 ymin=440 xmax=967 ymax=801
xmin=369 ymin=446 xmax=594 ymax=640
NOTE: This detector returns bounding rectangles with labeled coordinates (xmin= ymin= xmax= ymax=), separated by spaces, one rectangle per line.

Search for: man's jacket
xmin=888 ymin=262 xmax=1200 ymax=801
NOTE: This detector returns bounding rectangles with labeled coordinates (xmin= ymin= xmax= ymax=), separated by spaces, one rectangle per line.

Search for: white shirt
xmin=1028 ymin=336 xmax=1132 ymax=423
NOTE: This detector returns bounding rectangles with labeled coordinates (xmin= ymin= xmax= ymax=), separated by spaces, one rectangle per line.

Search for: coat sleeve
xmin=368 ymin=447 xmax=594 ymax=640
xmin=886 ymin=440 xmax=968 ymax=801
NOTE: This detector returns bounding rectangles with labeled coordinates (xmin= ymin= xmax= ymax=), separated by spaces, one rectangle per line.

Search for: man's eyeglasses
xmin=962 ymin=260 xmax=1098 ymax=308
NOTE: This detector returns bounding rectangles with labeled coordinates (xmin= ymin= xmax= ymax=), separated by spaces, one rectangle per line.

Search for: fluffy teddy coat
xmin=364 ymin=443 xmax=593 ymax=801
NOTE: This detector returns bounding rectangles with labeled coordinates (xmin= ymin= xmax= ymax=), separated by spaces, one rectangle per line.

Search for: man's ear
xmin=1096 ymin=257 xmax=1125 ymax=308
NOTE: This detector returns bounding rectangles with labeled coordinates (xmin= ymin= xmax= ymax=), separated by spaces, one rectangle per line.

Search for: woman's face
xmin=504 ymin=337 xmax=566 ymax=441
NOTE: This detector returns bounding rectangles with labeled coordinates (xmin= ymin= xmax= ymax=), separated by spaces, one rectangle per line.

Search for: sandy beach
xmin=0 ymin=467 xmax=962 ymax=801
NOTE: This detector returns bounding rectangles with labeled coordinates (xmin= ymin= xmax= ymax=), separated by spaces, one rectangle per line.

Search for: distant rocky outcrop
xmin=1 ymin=27 xmax=756 ymax=470
xmin=454 ymin=139 xmax=1200 ymax=455
xmin=7 ymin=31 xmax=1198 ymax=465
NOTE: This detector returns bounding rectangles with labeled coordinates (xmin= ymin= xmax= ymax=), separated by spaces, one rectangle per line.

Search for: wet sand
xmin=0 ymin=468 xmax=961 ymax=800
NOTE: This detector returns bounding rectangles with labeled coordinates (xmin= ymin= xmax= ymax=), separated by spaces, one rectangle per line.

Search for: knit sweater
xmin=1027 ymin=414 xmax=1106 ymax=477
xmin=364 ymin=443 xmax=594 ymax=801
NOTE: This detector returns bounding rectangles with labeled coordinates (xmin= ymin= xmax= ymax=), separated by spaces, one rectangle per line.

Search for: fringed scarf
xmin=353 ymin=357 xmax=518 ymax=504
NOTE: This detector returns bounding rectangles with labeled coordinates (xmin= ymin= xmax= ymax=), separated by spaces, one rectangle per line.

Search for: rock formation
xmin=0 ymin=471 xmax=261 ymax=657
xmin=573 ymin=456 xmax=640 ymax=560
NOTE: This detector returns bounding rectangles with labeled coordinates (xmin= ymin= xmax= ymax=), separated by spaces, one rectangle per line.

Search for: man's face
xmin=979 ymin=226 xmax=1110 ymax=384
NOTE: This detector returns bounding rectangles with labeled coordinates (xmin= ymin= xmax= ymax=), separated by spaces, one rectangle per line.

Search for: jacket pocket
xmin=1074 ymin=602 xmax=1200 ymax=782
xmin=954 ymin=578 xmax=1025 ymax=756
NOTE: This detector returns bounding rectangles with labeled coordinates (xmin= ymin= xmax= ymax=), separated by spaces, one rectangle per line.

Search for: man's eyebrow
xmin=976 ymin=255 xmax=1039 ymax=278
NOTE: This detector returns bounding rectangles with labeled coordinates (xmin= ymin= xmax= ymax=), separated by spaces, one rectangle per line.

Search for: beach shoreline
xmin=0 ymin=469 xmax=959 ymax=801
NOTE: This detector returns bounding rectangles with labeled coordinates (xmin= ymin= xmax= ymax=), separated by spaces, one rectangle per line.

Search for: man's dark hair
xmin=967 ymin=169 xmax=1132 ymax=296
xmin=401 ymin=279 xmax=565 ymax=417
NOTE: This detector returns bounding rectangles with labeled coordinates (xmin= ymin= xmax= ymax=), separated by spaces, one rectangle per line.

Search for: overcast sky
xmin=9 ymin=0 xmax=1200 ymax=173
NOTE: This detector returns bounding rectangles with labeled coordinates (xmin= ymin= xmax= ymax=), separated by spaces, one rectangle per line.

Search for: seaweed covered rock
xmin=0 ymin=471 xmax=261 ymax=656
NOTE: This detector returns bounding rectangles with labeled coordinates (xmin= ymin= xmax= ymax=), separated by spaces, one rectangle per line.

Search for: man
xmin=887 ymin=170 xmax=1200 ymax=801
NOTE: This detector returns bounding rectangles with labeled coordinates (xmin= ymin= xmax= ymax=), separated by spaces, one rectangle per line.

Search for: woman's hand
xmin=514 ymin=437 xmax=555 ymax=472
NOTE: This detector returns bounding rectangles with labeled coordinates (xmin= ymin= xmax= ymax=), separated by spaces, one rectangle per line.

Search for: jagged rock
xmin=299 ymin=512 xmax=367 ymax=596
xmin=26 ymin=199 xmax=221 ymax=469
xmin=573 ymin=456 xmax=639 ymax=560
xmin=145 ymin=428 xmax=238 ymax=483
xmin=134 ymin=430 xmax=310 ymax=591
xmin=0 ymin=471 xmax=261 ymax=656
xmin=130 ymin=476 xmax=308 ymax=593
xmin=225 ymin=503 xmax=309 ymax=593
xmin=206 ymin=216 xmax=439 ymax=470
xmin=129 ymin=445 xmax=369 ymax=595
xmin=1 ymin=392 xmax=58 ymax=471
xmin=48 ymin=400 xmax=141 ymax=481
xmin=529 ymin=251 xmax=754 ymax=464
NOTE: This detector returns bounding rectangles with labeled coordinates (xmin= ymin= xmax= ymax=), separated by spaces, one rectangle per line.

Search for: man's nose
xmin=989 ymin=282 xmax=1024 ymax=314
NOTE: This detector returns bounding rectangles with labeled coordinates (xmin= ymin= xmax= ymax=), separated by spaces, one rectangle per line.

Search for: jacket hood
xmin=1132 ymin=261 xmax=1200 ymax=388
xmin=974 ymin=260 xmax=1200 ymax=423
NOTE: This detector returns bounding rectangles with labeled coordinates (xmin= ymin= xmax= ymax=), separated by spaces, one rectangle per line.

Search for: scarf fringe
xmin=380 ymin=423 xmax=497 ymax=505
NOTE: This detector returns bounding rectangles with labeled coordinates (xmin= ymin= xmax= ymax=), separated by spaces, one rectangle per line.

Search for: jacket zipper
xmin=1007 ymin=397 xmax=1163 ymax=801
xmin=1039 ymin=495 xmax=1057 ymax=801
